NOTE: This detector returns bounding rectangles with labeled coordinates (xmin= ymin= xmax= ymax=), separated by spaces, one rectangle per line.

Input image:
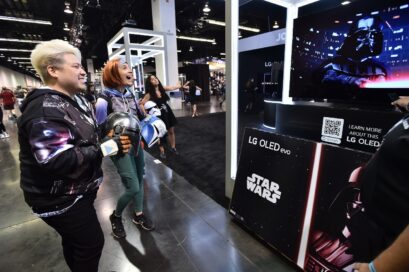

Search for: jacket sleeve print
xmin=29 ymin=119 xmax=74 ymax=165
xmin=28 ymin=119 xmax=101 ymax=179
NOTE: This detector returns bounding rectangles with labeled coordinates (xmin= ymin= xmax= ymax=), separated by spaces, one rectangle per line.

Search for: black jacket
xmin=18 ymin=88 xmax=103 ymax=211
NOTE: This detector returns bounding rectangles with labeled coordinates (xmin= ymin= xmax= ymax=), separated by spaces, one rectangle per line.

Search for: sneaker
xmin=170 ymin=148 xmax=179 ymax=155
xmin=109 ymin=211 xmax=126 ymax=238
xmin=132 ymin=213 xmax=155 ymax=231
xmin=159 ymin=152 xmax=166 ymax=159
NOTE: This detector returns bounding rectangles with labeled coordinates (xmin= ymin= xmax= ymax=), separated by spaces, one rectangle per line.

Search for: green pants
xmin=110 ymin=144 xmax=145 ymax=215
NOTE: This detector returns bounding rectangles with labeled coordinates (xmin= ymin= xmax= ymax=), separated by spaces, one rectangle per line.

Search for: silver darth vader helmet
xmin=104 ymin=112 xmax=141 ymax=148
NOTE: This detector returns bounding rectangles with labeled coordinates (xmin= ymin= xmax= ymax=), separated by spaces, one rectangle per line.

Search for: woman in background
xmin=183 ymin=80 xmax=202 ymax=117
xmin=141 ymin=75 xmax=180 ymax=159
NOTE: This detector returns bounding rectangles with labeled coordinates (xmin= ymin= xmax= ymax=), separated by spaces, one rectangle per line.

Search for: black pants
xmin=42 ymin=193 xmax=104 ymax=272
xmin=0 ymin=107 xmax=5 ymax=133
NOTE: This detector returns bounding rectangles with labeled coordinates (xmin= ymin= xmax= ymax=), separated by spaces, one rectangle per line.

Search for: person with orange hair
xmin=95 ymin=57 xmax=155 ymax=239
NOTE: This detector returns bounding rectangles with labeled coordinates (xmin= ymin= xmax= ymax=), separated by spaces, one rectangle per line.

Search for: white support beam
xmin=110 ymin=46 xmax=125 ymax=59
xmin=282 ymin=5 xmax=298 ymax=103
xmin=141 ymin=36 xmax=163 ymax=46
xmin=140 ymin=50 xmax=163 ymax=60
xmin=225 ymin=0 xmax=239 ymax=199
xmin=128 ymin=44 xmax=165 ymax=51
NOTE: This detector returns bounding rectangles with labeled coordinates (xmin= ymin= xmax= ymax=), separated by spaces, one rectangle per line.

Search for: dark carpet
xmin=145 ymin=112 xmax=229 ymax=208
xmin=145 ymin=111 xmax=267 ymax=208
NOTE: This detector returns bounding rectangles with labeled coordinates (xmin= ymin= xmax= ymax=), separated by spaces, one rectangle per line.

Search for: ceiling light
xmin=203 ymin=3 xmax=211 ymax=13
xmin=0 ymin=38 xmax=42 ymax=44
xmin=0 ymin=48 xmax=32 ymax=52
xmin=273 ymin=21 xmax=279 ymax=29
xmin=177 ymin=50 xmax=182 ymax=53
xmin=341 ymin=1 xmax=351 ymax=5
xmin=238 ymin=31 xmax=242 ymax=38
xmin=206 ymin=19 xmax=260 ymax=33
xmin=177 ymin=36 xmax=215 ymax=43
xmin=11 ymin=57 xmax=31 ymax=60
xmin=189 ymin=46 xmax=193 ymax=52
xmin=212 ymin=40 xmax=217 ymax=45
xmin=220 ymin=53 xmax=226 ymax=55
xmin=64 ymin=2 xmax=73 ymax=14
xmin=7 ymin=58 xmax=11 ymax=62
xmin=64 ymin=22 xmax=70 ymax=31
xmin=0 ymin=15 xmax=52 ymax=25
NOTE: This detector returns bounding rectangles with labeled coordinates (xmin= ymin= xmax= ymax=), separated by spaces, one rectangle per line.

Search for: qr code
xmin=322 ymin=117 xmax=344 ymax=139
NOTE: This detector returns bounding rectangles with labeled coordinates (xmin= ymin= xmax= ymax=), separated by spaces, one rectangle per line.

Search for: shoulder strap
xmin=97 ymin=92 xmax=113 ymax=115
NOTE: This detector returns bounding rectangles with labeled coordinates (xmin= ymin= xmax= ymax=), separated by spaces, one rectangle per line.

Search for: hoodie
xmin=18 ymin=87 xmax=103 ymax=213
xmin=95 ymin=87 xmax=144 ymax=126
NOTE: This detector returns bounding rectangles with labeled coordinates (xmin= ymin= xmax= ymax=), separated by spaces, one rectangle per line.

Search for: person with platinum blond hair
xmin=18 ymin=39 xmax=132 ymax=271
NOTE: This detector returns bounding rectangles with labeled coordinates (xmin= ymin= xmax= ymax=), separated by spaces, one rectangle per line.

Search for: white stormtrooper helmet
xmin=144 ymin=101 xmax=161 ymax=116
xmin=140 ymin=115 xmax=167 ymax=147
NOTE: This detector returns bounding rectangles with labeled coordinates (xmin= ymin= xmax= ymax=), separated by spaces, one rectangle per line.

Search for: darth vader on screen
xmin=313 ymin=16 xmax=388 ymax=98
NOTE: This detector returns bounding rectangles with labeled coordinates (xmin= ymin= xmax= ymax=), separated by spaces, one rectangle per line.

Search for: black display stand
xmin=263 ymin=100 xmax=277 ymax=128
xmin=275 ymin=102 xmax=401 ymax=153
xmin=230 ymin=128 xmax=372 ymax=271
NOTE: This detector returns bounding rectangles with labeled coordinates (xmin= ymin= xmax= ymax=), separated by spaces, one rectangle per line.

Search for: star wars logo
xmin=246 ymin=173 xmax=281 ymax=204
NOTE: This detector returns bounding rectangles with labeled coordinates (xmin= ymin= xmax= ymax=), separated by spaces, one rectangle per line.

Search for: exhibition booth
xmin=227 ymin=0 xmax=409 ymax=271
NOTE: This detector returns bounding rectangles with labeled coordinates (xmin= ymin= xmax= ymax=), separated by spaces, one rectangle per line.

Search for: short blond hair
xmin=30 ymin=39 xmax=82 ymax=84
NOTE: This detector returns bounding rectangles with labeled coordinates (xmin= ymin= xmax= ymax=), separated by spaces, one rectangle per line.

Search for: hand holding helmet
xmin=101 ymin=112 xmax=141 ymax=156
xmin=107 ymin=130 xmax=132 ymax=155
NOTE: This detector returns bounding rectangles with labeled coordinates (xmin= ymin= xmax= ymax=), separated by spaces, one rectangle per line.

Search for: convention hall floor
xmin=0 ymin=97 xmax=299 ymax=271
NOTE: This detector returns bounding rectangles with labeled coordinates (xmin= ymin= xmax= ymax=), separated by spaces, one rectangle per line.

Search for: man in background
xmin=0 ymin=86 xmax=17 ymax=119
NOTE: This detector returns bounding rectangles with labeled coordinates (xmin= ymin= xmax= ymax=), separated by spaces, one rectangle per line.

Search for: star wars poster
xmin=305 ymin=145 xmax=371 ymax=272
xmin=229 ymin=128 xmax=315 ymax=261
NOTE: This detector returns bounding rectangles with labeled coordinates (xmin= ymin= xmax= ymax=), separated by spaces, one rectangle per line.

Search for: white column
xmin=282 ymin=5 xmax=298 ymax=103
xmin=151 ymin=0 xmax=180 ymax=109
xmin=151 ymin=0 xmax=178 ymax=86
xmin=225 ymin=0 xmax=239 ymax=199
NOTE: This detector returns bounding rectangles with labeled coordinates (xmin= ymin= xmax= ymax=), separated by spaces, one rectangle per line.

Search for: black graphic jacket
xmin=18 ymin=87 xmax=103 ymax=213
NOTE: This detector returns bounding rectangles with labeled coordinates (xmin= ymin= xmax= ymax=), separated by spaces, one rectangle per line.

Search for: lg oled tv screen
xmin=290 ymin=0 xmax=409 ymax=104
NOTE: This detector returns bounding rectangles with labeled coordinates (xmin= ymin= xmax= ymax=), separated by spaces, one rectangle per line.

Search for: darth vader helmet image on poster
xmin=305 ymin=166 xmax=382 ymax=272
xmin=306 ymin=185 xmax=362 ymax=271
xmin=140 ymin=115 xmax=167 ymax=148
xmin=104 ymin=112 xmax=141 ymax=149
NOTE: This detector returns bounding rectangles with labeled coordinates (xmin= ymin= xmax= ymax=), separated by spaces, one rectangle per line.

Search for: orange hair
xmin=102 ymin=58 xmax=124 ymax=89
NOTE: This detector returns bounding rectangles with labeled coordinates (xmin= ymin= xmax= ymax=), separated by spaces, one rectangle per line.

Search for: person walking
xmin=183 ymin=80 xmax=202 ymax=117
xmin=0 ymin=87 xmax=17 ymax=119
xmin=0 ymin=101 xmax=9 ymax=138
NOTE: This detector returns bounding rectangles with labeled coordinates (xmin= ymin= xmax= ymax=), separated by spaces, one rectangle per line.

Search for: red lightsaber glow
xmin=362 ymin=78 xmax=409 ymax=88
